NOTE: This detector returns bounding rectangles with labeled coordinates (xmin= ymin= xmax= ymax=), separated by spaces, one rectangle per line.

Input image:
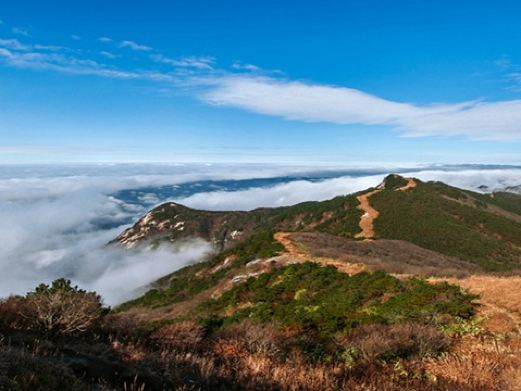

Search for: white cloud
xmin=119 ymin=40 xmax=152 ymax=52
xmin=99 ymin=51 xmax=117 ymax=59
xmin=0 ymin=163 xmax=354 ymax=303
xmin=0 ymin=38 xmax=65 ymax=53
xmin=0 ymin=44 xmax=174 ymax=82
xmin=0 ymin=38 xmax=30 ymax=50
xmin=402 ymin=168 xmax=521 ymax=191
xmin=98 ymin=36 xmax=113 ymax=43
xmin=71 ymin=34 xmax=81 ymax=41
xmin=12 ymin=27 xmax=29 ymax=36
xmin=175 ymin=168 xmax=521 ymax=212
xmin=232 ymin=62 xmax=260 ymax=72
xmin=176 ymin=174 xmax=385 ymax=210
xmin=151 ymin=53 xmax=214 ymax=69
xmin=200 ymin=75 xmax=521 ymax=140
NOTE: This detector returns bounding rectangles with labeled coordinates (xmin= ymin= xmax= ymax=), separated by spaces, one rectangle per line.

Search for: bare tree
xmin=21 ymin=279 xmax=104 ymax=335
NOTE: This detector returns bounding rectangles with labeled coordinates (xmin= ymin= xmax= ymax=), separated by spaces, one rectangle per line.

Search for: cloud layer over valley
xmin=0 ymin=164 xmax=520 ymax=305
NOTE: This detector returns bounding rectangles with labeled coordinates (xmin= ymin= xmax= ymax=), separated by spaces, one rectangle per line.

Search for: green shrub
xmin=198 ymin=263 xmax=476 ymax=337
xmin=118 ymin=231 xmax=284 ymax=310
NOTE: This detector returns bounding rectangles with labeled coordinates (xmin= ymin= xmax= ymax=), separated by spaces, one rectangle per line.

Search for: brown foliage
xmin=0 ymin=345 xmax=85 ymax=390
xmin=215 ymin=320 xmax=288 ymax=358
xmin=338 ymin=323 xmax=449 ymax=362
xmin=0 ymin=279 xmax=103 ymax=335
xmin=150 ymin=321 xmax=205 ymax=351
xmin=23 ymin=290 xmax=102 ymax=335
xmin=425 ymin=351 xmax=517 ymax=391
xmin=0 ymin=296 xmax=29 ymax=329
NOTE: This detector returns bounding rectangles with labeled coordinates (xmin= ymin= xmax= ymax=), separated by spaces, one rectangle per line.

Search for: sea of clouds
xmin=0 ymin=163 xmax=520 ymax=305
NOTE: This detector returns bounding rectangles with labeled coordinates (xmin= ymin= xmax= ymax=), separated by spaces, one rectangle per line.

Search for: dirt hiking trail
xmin=274 ymin=232 xmax=366 ymax=275
xmin=355 ymin=178 xmax=417 ymax=240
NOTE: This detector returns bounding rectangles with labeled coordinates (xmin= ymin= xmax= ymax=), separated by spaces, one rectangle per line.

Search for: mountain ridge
xmin=115 ymin=174 xmax=521 ymax=272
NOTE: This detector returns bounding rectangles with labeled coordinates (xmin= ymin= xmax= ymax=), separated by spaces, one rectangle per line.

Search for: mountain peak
xmin=380 ymin=174 xmax=413 ymax=190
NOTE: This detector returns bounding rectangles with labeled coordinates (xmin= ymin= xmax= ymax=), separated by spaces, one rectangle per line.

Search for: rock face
xmin=116 ymin=202 xmax=275 ymax=251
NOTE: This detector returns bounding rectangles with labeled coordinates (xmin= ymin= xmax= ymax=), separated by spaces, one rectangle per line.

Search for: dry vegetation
xmin=2 ymin=265 xmax=521 ymax=390
xmin=3 ymin=312 xmax=521 ymax=390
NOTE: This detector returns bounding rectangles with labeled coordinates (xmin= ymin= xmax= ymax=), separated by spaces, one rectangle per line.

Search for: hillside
xmin=3 ymin=174 xmax=521 ymax=390
xmin=106 ymin=175 xmax=521 ymax=389
xmin=116 ymin=174 xmax=521 ymax=272
xmin=116 ymin=173 xmax=521 ymax=332
xmin=116 ymin=190 xmax=363 ymax=251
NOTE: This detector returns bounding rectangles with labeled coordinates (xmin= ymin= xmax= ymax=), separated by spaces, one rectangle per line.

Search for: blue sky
xmin=1 ymin=1 xmax=521 ymax=164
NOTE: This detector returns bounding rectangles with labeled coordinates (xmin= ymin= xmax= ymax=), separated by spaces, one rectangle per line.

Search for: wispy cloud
xmin=98 ymin=36 xmax=113 ymax=43
xmin=119 ymin=40 xmax=152 ymax=51
xmin=99 ymin=51 xmax=117 ymax=59
xmin=494 ymin=58 xmax=512 ymax=69
xmin=71 ymin=34 xmax=81 ymax=41
xmin=0 ymin=39 xmax=174 ymax=82
xmin=0 ymin=38 xmax=30 ymax=50
xmin=0 ymin=38 xmax=66 ymax=52
xmin=12 ymin=27 xmax=30 ymax=36
xmin=232 ymin=62 xmax=260 ymax=72
xmin=151 ymin=53 xmax=214 ymax=69
xmin=494 ymin=56 xmax=521 ymax=92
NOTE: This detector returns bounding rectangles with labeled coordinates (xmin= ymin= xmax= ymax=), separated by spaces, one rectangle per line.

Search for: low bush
xmin=199 ymin=263 xmax=476 ymax=338
xmin=150 ymin=321 xmax=205 ymax=351
xmin=0 ymin=345 xmax=86 ymax=390
xmin=0 ymin=278 xmax=104 ymax=335
xmin=119 ymin=231 xmax=284 ymax=310
xmin=338 ymin=323 xmax=449 ymax=362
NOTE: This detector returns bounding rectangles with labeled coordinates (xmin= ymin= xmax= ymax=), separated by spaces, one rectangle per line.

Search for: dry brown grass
xmin=429 ymin=275 xmax=521 ymax=335
xmin=337 ymin=323 xmax=449 ymax=362
xmin=457 ymin=276 xmax=521 ymax=321
xmin=4 ymin=315 xmax=521 ymax=390
xmin=288 ymin=231 xmax=480 ymax=277
xmin=425 ymin=350 xmax=519 ymax=391
xmin=151 ymin=321 xmax=205 ymax=351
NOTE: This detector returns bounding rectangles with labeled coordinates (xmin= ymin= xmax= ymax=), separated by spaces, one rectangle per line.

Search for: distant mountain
xmin=505 ymin=184 xmax=521 ymax=194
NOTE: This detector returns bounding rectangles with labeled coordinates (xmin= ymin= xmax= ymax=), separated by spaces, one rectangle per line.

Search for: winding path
xmin=273 ymin=232 xmax=308 ymax=258
xmin=354 ymin=189 xmax=382 ymax=239
xmin=273 ymin=232 xmax=366 ymax=275
xmin=397 ymin=177 xmax=417 ymax=191
xmin=355 ymin=178 xmax=417 ymax=240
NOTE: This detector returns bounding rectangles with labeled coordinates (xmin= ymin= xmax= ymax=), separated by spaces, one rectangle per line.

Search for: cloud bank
xmin=175 ymin=168 xmax=521 ymax=211
xmin=0 ymin=168 xmax=212 ymax=305
xmin=0 ymin=164 xmax=519 ymax=304
xmin=0 ymin=163 xmax=369 ymax=304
